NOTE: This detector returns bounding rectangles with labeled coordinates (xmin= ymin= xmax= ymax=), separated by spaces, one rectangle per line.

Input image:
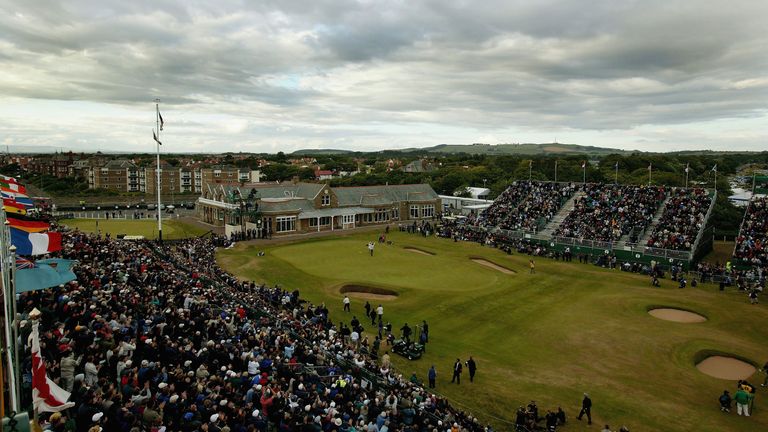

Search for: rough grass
xmin=60 ymin=218 xmax=209 ymax=240
xmin=217 ymin=231 xmax=768 ymax=432
xmin=701 ymin=240 xmax=736 ymax=266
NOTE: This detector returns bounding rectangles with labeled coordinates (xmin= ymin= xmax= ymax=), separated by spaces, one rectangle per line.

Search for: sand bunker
xmin=404 ymin=247 xmax=435 ymax=256
xmin=648 ymin=308 xmax=706 ymax=323
xmin=340 ymin=284 xmax=398 ymax=300
xmin=470 ymin=258 xmax=516 ymax=274
xmin=696 ymin=356 xmax=756 ymax=380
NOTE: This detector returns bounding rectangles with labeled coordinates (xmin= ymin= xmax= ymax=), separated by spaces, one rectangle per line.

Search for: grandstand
xmin=474 ymin=181 xmax=716 ymax=269
xmin=733 ymin=196 xmax=768 ymax=268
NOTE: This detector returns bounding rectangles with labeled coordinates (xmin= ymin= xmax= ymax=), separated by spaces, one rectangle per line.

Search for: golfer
xmin=368 ymin=241 xmax=375 ymax=256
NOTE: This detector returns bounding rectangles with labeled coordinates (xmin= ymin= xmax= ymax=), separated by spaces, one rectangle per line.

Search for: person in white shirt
xmin=343 ymin=295 xmax=351 ymax=312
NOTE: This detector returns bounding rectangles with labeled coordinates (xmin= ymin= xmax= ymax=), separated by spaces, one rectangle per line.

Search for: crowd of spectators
xmin=734 ymin=197 xmax=768 ymax=268
xmin=646 ymin=188 xmax=711 ymax=251
xmin=19 ymin=231 xmax=496 ymax=432
xmin=554 ymin=185 xmax=666 ymax=243
xmin=477 ymin=181 xmax=575 ymax=232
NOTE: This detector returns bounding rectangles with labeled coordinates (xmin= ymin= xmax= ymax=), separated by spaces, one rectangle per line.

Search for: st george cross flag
xmin=10 ymin=228 xmax=62 ymax=256
xmin=30 ymin=321 xmax=76 ymax=412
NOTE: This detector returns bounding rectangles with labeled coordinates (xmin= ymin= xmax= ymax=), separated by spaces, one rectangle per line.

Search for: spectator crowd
xmin=734 ymin=197 xmax=768 ymax=268
xmin=18 ymin=230 xmax=496 ymax=432
xmin=646 ymin=188 xmax=712 ymax=251
xmin=478 ymin=181 xmax=575 ymax=233
xmin=554 ymin=184 xmax=666 ymax=243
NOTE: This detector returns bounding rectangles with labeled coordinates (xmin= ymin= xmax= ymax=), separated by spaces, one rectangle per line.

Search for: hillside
xmin=410 ymin=143 xmax=635 ymax=155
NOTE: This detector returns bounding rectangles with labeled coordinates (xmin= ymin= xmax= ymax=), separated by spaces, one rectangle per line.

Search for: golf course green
xmin=218 ymin=230 xmax=767 ymax=432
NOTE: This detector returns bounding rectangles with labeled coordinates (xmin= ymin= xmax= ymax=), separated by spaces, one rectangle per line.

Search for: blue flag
xmin=15 ymin=258 xmax=77 ymax=293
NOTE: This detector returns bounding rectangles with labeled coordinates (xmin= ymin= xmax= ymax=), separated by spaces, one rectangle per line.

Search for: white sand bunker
xmin=696 ymin=356 xmax=756 ymax=380
xmin=648 ymin=308 xmax=706 ymax=323
xmin=340 ymin=284 xmax=398 ymax=300
xmin=470 ymin=258 xmax=516 ymax=275
xmin=404 ymin=247 xmax=435 ymax=256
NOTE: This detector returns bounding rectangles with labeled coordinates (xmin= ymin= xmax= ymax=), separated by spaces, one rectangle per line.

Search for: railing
xmin=690 ymin=190 xmax=718 ymax=257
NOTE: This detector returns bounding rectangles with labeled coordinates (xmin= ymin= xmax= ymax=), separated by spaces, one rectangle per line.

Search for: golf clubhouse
xmin=197 ymin=181 xmax=440 ymax=235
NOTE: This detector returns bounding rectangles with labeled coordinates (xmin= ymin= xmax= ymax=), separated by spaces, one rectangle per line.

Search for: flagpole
xmin=615 ymin=163 xmax=618 ymax=184
xmin=685 ymin=164 xmax=689 ymax=188
xmin=649 ymin=164 xmax=652 ymax=186
xmin=528 ymin=161 xmax=532 ymax=181
xmin=554 ymin=160 xmax=558 ymax=183
xmin=155 ymin=99 xmax=163 ymax=242
xmin=582 ymin=164 xmax=586 ymax=184
xmin=1 ymin=214 xmax=20 ymax=412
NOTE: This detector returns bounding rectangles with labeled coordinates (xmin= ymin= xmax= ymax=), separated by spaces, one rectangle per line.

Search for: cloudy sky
xmin=1 ymin=0 xmax=767 ymax=153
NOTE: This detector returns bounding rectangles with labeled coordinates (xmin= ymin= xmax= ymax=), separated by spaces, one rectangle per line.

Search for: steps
xmin=638 ymin=196 xmax=673 ymax=246
xmin=539 ymin=191 xmax=584 ymax=237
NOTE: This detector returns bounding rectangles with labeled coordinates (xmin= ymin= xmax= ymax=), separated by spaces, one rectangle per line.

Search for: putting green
xmin=218 ymin=231 xmax=768 ymax=432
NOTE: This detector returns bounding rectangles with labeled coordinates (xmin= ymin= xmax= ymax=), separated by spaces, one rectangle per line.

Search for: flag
xmin=1 ymin=191 xmax=34 ymax=206
xmin=685 ymin=163 xmax=689 ymax=173
xmin=10 ymin=228 xmax=62 ymax=256
xmin=0 ymin=180 xmax=26 ymax=194
xmin=0 ymin=174 xmax=19 ymax=184
xmin=711 ymin=164 xmax=717 ymax=172
xmin=8 ymin=216 xmax=49 ymax=233
xmin=648 ymin=163 xmax=652 ymax=171
xmin=153 ymin=130 xmax=162 ymax=145
xmin=529 ymin=160 xmax=532 ymax=168
xmin=581 ymin=161 xmax=586 ymax=169
xmin=614 ymin=162 xmax=619 ymax=169
xmin=16 ymin=258 xmax=77 ymax=293
xmin=4 ymin=203 xmax=27 ymax=215
xmin=159 ymin=111 xmax=164 ymax=131
xmin=30 ymin=321 xmax=76 ymax=412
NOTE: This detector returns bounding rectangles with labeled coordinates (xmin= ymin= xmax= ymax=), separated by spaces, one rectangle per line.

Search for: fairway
xmin=61 ymin=218 xmax=209 ymax=240
xmin=218 ymin=231 xmax=768 ymax=432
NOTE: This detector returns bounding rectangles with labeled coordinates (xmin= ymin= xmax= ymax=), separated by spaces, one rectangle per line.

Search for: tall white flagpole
xmin=155 ymin=99 xmax=163 ymax=242
xmin=554 ymin=160 xmax=558 ymax=183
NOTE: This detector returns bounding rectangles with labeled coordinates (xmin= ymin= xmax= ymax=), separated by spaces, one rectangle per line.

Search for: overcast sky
xmin=1 ymin=0 xmax=767 ymax=154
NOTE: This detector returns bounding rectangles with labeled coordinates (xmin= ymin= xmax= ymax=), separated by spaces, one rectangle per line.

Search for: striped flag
xmin=7 ymin=216 xmax=49 ymax=233
xmin=0 ymin=174 xmax=19 ymax=184
xmin=0 ymin=180 xmax=26 ymax=194
xmin=10 ymin=228 xmax=62 ymax=256
xmin=30 ymin=321 xmax=76 ymax=412
xmin=3 ymin=198 xmax=27 ymax=215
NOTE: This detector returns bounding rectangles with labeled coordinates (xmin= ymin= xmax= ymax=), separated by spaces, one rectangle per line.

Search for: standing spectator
xmin=719 ymin=390 xmax=731 ymax=412
xmin=377 ymin=304 xmax=384 ymax=321
xmin=466 ymin=356 xmax=477 ymax=383
xmin=451 ymin=358 xmax=463 ymax=384
xmin=428 ymin=365 xmax=437 ymax=389
xmin=577 ymin=393 xmax=592 ymax=425
xmin=734 ymin=387 xmax=750 ymax=416
xmin=343 ymin=295 xmax=350 ymax=312
xmin=529 ymin=259 xmax=536 ymax=274
xmin=368 ymin=241 xmax=375 ymax=256
xmin=400 ymin=323 xmax=412 ymax=344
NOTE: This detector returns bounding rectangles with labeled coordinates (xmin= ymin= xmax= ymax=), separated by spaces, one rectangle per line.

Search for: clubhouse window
xmin=308 ymin=217 xmax=330 ymax=227
xmin=321 ymin=195 xmax=331 ymax=206
xmin=410 ymin=205 xmax=419 ymax=218
xmin=276 ymin=216 xmax=296 ymax=232
xmin=343 ymin=214 xmax=355 ymax=224
xmin=422 ymin=205 xmax=435 ymax=218
xmin=391 ymin=208 xmax=399 ymax=219
xmin=375 ymin=208 xmax=389 ymax=222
